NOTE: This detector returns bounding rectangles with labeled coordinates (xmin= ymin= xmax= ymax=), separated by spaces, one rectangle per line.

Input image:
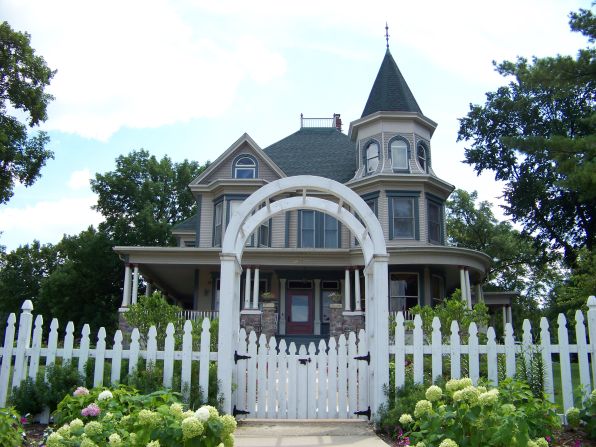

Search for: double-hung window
xmin=427 ymin=196 xmax=444 ymax=244
xmin=387 ymin=191 xmax=420 ymax=240
xmin=213 ymin=201 xmax=223 ymax=246
xmin=298 ymin=210 xmax=340 ymax=248
xmin=365 ymin=141 xmax=379 ymax=174
xmin=417 ymin=143 xmax=428 ymax=172
xmin=390 ymin=138 xmax=409 ymax=171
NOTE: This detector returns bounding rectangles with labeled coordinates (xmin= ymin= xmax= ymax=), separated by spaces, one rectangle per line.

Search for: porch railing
xmin=178 ymin=310 xmax=219 ymax=321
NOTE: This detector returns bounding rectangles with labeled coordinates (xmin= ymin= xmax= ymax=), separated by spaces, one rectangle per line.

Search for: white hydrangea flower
xmin=98 ymin=390 xmax=113 ymax=401
xmin=398 ymin=413 xmax=413 ymax=425
xmin=195 ymin=407 xmax=210 ymax=422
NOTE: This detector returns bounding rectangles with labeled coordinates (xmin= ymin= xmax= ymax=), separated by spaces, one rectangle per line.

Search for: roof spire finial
xmin=385 ymin=22 xmax=390 ymax=49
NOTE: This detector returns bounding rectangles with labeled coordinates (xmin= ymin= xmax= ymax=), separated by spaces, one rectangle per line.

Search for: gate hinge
xmin=234 ymin=351 xmax=251 ymax=363
xmin=354 ymin=406 xmax=371 ymax=420
xmin=232 ymin=405 xmax=250 ymax=417
xmin=354 ymin=352 xmax=370 ymax=364
xmin=298 ymin=357 xmax=311 ymax=365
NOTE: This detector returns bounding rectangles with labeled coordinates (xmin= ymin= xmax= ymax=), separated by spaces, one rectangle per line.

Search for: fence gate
xmin=233 ymin=329 xmax=370 ymax=419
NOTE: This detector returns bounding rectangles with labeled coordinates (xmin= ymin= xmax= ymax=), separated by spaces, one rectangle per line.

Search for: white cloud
xmin=67 ymin=169 xmax=92 ymax=190
xmin=0 ymin=196 xmax=103 ymax=250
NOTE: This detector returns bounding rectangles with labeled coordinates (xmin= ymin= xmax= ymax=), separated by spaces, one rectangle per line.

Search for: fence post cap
xmin=21 ymin=300 xmax=33 ymax=312
xmin=587 ymin=295 xmax=596 ymax=308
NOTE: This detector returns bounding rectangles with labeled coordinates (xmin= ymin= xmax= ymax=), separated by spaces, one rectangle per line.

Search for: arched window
xmin=233 ymin=155 xmax=257 ymax=178
xmin=416 ymin=143 xmax=427 ymax=172
xmin=365 ymin=142 xmax=379 ymax=174
xmin=390 ymin=138 xmax=409 ymax=171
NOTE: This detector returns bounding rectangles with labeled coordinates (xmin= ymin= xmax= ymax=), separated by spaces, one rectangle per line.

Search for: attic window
xmin=417 ymin=143 xmax=427 ymax=172
xmin=366 ymin=142 xmax=379 ymax=174
xmin=233 ymin=155 xmax=257 ymax=179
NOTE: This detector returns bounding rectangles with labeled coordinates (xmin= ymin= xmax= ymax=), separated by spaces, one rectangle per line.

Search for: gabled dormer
xmin=349 ymin=49 xmax=438 ymax=180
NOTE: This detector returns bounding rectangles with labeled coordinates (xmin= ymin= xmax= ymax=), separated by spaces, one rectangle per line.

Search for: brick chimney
xmin=333 ymin=113 xmax=342 ymax=132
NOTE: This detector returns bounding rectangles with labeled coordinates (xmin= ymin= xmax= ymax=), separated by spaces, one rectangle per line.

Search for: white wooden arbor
xmin=217 ymin=175 xmax=389 ymax=417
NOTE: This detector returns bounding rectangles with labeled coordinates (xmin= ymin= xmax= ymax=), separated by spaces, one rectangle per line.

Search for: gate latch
xmin=233 ymin=405 xmax=250 ymax=417
xmin=298 ymin=357 xmax=311 ymax=365
xmin=354 ymin=406 xmax=371 ymax=420
xmin=234 ymin=351 xmax=251 ymax=363
xmin=354 ymin=352 xmax=370 ymax=364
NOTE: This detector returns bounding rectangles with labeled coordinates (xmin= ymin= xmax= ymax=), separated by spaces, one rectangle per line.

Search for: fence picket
xmin=587 ymin=296 xmax=596 ymax=387
xmin=43 ymin=319 xmax=59 ymax=381
xmin=575 ymin=310 xmax=591 ymax=400
xmin=0 ymin=313 xmax=17 ymax=406
xmin=94 ymin=327 xmax=106 ymax=387
xmin=504 ymin=323 xmax=516 ymax=378
xmin=256 ymin=334 xmax=267 ymax=418
xmin=557 ymin=314 xmax=574 ymax=412
xmin=63 ymin=322 xmax=75 ymax=364
xmin=327 ymin=337 xmax=338 ymax=418
xmin=347 ymin=332 xmax=358 ymax=418
xmin=307 ymin=342 xmax=317 ymax=419
xmin=199 ymin=319 xmax=211 ymax=399
xmin=486 ymin=327 xmax=497 ymax=385
xmin=247 ymin=332 xmax=258 ymax=416
xmin=13 ymin=302 xmax=34 ymax=388
xmin=450 ymin=320 xmax=461 ymax=379
xmin=128 ymin=328 xmax=140 ymax=375
xmin=540 ymin=318 xmax=555 ymax=403
xmin=297 ymin=344 xmax=308 ymax=418
xmin=111 ymin=330 xmax=123 ymax=385
xmin=287 ymin=342 xmax=297 ymax=419
xmin=357 ymin=329 xmax=368 ymax=418
xmin=413 ymin=315 xmax=423 ymax=384
xmin=29 ymin=315 xmax=44 ymax=380
xmin=146 ymin=326 xmax=157 ymax=368
xmin=431 ymin=317 xmax=442 ymax=382
xmin=317 ymin=339 xmax=328 ymax=418
xmin=468 ymin=322 xmax=479 ymax=385
xmin=337 ymin=334 xmax=348 ymax=418
xmin=78 ymin=324 xmax=91 ymax=376
xmin=395 ymin=312 xmax=405 ymax=389
xmin=267 ymin=337 xmax=278 ymax=418
xmin=163 ymin=324 xmax=175 ymax=389
xmin=181 ymin=321 xmax=193 ymax=401
xmin=236 ymin=328 xmax=247 ymax=417
xmin=277 ymin=339 xmax=288 ymax=419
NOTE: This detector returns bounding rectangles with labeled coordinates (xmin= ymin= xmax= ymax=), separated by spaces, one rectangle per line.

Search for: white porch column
xmin=423 ymin=267 xmax=431 ymax=307
xmin=217 ymin=254 xmax=241 ymax=414
xmin=507 ymin=306 xmax=513 ymax=326
xmin=121 ymin=264 xmax=132 ymax=308
xmin=244 ymin=268 xmax=251 ymax=309
xmin=279 ymin=279 xmax=287 ymax=335
xmin=344 ymin=268 xmax=351 ymax=311
xmin=370 ymin=255 xmax=390 ymax=417
xmin=502 ymin=306 xmax=507 ymax=329
xmin=476 ymin=284 xmax=483 ymax=302
xmin=252 ymin=268 xmax=260 ymax=309
xmin=354 ymin=269 xmax=362 ymax=312
xmin=314 ymin=279 xmax=321 ymax=335
xmin=131 ymin=265 xmax=139 ymax=305
xmin=145 ymin=283 xmax=152 ymax=297
xmin=464 ymin=268 xmax=472 ymax=309
xmin=459 ymin=267 xmax=467 ymax=306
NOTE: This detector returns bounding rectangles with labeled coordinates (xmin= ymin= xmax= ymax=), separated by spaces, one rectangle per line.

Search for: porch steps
xmin=235 ymin=419 xmax=376 ymax=437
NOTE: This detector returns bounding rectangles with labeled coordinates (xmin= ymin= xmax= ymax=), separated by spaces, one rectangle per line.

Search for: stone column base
xmin=329 ymin=303 xmax=344 ymax=339
xmin=342 ymin=312 xmax=365 ymax=338
xmin=118 ymin=308 xmax=132 ymax=347
xmin=261 ymin=302 xmax=278 ymax=339
xmin=240 ymin=310 xmax=262 ymax=337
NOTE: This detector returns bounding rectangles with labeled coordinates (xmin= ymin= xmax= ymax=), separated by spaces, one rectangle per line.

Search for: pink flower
xmin=81 ymin=403 xmax=101 ymax=417
xmin=20 ymin=417 xmax=27 ymax=424
xmin=73 ymin=387 xmax=90 ymax=397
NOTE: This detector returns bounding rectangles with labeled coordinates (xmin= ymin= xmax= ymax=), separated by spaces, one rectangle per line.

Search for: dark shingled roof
xmin=172 ymin=214 xmax=198 ymax=232
xmin=361 ymin=50 xmax=422 ymax=118
xmin=264 ymin=128 xmax=356 ymax=183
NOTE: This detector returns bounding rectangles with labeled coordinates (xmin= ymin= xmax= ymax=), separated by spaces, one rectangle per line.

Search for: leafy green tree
xmin=446 ymin=189 xmax=559 ymax=331
xmin=0 ymin=240 xmax=58 ymax=314
xmin=91 ymin=149 xmax=208 ymax=246
xmin=457 ymin=8 xmax=595 ymax=268
xmin=0 ymin=21 xmax=55 ymax=204
xmin=38 ymin=227 xmax=122 ymax=334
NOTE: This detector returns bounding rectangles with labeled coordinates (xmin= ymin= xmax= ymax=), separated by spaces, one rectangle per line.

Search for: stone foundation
xmin=329 ymin=304 xmax=365 ymax=339
xmin=342 ymin=312 xmax=365 ymax=336
xmin=240 ymin=311 xmax=262 ymax=337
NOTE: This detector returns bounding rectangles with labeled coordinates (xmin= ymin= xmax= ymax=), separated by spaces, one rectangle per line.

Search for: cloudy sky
xmin=1 ymin=0 xmax=591 ymax=250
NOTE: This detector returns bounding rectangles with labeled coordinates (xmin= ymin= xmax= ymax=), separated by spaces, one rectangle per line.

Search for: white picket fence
xmin=0 ymin=300 xmax=216 ymax=408
xmin=390 ymin=296 xmax=596 ymax=414
xmin=233 ymin=328 xmax=370 ymax=419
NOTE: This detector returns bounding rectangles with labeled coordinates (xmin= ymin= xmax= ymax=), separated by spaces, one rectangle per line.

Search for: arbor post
xmin=370 ymin=255 xmax=389 ymax=418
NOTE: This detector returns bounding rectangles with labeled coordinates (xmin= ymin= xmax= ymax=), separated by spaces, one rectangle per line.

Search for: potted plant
xmin=328 ymin=292 xmax=342 ymax=304
xmin=260 ymin=291 xmax=275 ymax=300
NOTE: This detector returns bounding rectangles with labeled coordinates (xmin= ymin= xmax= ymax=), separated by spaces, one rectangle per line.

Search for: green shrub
xmin=49 ymin=387 xmax=236 ymax=447
xmin=398 ymin=377 xmax=560 ymax=447
xmin=10 ymin=375 xmax=47 ymax=416
xmin=43 ymin=361 xmax=85 ymax=412
xmin=566 ymin=388 xmax=596 ymax=440
xmin=0 ymin=407 xmax=23 ymax=447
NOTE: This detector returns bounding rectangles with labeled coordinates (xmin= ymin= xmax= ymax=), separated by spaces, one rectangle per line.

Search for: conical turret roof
xmin=361 ymin=49 xmax=422 ymax=117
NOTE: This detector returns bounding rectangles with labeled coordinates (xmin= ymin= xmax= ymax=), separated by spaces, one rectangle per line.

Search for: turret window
xmin=365 ymin=142 xmax=379 ymax=174
xmin=233 ymin=154 xmax=258 ymax=178
xmin=417 ymin=143 xmax=428 ymax=172
xmin=390 ymin=138 xmax=409 ymax=171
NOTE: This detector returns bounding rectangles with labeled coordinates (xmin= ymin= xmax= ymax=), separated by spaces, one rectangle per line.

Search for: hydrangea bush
xmin=565 ymin=388 xmax=596 ymax=440
xmin=48 ymin=386 xmax=236 ymax=447
xmin=398 ymin=378 xmax=560 ymax=447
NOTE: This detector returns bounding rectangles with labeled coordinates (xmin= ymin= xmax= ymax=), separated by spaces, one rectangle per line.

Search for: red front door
xmin=286 ymin=290 xmax=314 ymax=334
